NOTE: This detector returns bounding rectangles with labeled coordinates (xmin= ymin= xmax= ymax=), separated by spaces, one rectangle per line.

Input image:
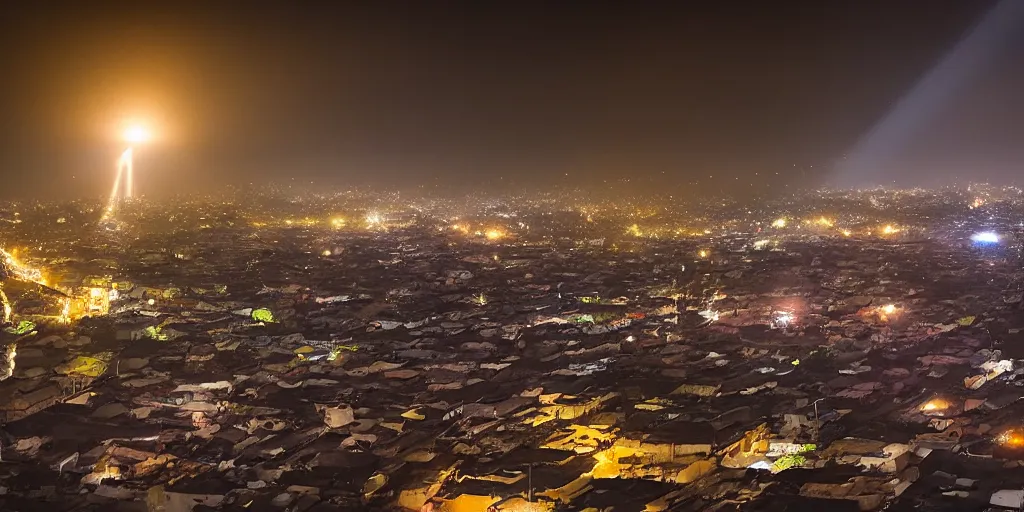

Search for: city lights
xmin=7 ymin=184 xmax=1024 ymax=507
xmin=365 ymin=212 xmax=384 ymax=227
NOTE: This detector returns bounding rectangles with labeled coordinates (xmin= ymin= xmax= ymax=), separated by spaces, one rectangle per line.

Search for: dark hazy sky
xmin=0 ymin=1 xmax=1019 ymax=199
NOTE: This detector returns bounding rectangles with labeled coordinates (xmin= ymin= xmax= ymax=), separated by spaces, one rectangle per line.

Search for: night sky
xmin=1 ymin=1 xmax=1020 ymax=199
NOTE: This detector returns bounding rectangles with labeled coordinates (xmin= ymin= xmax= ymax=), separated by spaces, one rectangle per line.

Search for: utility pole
xmin=528 ymin=463 xmax=533 ymax=502
xmin=811 ymin=398 xmax=826 ymax=441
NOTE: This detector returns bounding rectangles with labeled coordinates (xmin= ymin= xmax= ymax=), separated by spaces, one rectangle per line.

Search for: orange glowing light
xmin=999 ymin=429 xmax=1024 ymax=447
xmin=485 ymin=229 xmax=504 ymax=240
xmin=920 ymin=398 xmax=949 ymax=412
xmin=876 ymin=303 xmax=901 ymax=322
xmin=123 ymin=124 xmax=151 ymax=144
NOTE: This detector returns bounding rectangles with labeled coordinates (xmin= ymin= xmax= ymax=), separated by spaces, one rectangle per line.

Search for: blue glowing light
xmin=971 ymin=231 xmax=1000 ymax=244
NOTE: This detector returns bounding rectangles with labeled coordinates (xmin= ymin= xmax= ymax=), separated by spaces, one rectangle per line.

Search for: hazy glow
xmin=971 ymin=231 xmax=1000 ymax=244
xmin=772 ymin=218 xmax=787 ymax=228
xmin=124 ymin=124 xmax=152 ymax=144
xmin=485 ymin=229 xmax=504 ymax=240
xmin=881 ymin=225 xmax=898 ymax=235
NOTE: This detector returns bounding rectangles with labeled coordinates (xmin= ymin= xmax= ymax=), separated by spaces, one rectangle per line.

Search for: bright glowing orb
xmin=971 ymin=231 xmax=1000 ymax=244
xmin=485 ymin=229 xmax=504 ymax=240
xmin=123 ymin=125 xmax=151 ymax=144
xmin=772 ymin=218 xmax=787 ymax=228
xmin=875 ymin=303 xmax=901 ymax=322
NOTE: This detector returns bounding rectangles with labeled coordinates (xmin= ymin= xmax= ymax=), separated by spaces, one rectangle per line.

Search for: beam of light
xmin=124 ymin=148 xmax=134 ymax=199
xmin=971 ymin=231 xmax=1000 ymax=244
xmin=104 ymin=160 xmax=124 ymax=220
xmin=831 ymin=0 xmax=1024 ymax=188
xmin=102 ymin=148 xmax=133 ymax=220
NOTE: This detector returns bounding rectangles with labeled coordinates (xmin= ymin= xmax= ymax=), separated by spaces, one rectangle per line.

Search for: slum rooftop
xmin=3 ymin=186 xmax=1024 ymax=511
